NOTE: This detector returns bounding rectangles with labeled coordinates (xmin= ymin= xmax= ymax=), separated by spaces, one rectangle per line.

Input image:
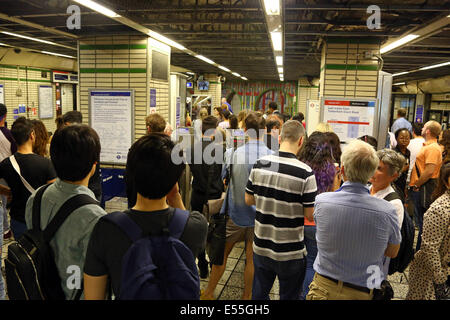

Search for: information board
xmin=89 ymin=89 xmax=134 ymax=165
xmin=0 ymin=84 xmax=4 ymax=105
xmin=38 ymin=85 xmax=54 ymax=119
xmin=321 ymin=97 xmax=378 ymax=143
xmin=305 ymin=99 xmax=321 ymax=136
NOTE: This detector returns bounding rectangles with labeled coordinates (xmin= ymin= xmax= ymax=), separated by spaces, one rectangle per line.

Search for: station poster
xmin=38 ymin=85 xmax=54 ymax=119
xmin=321 ymin=97 xmax=378 ymax=143
xmin=0 ymin=84 xmax=4 ymax=105
xmin=89 ymin=89 xmax=134 ymax=165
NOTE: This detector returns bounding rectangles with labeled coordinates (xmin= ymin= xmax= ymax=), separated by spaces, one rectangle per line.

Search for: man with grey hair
xmin=245 ymin=120 xmax=318 ymax=300
xmin=307 ymin=139 xmax=401 ymax=300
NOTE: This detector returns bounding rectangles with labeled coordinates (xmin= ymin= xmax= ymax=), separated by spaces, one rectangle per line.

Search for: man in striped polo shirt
xmin=245 ymin=120 xmax=317 ymax=300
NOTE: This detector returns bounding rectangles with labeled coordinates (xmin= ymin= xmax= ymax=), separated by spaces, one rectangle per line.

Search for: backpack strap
xmin=383 ymin=191 xmax=401 ymax=202
xmin=102 ymin=211 xmax=142 ymax=242
xmin=42 ymin=194 xmax=99 ymax=242
xmin=168 ymin=209 xmax=190 ymax=239
xmin=32 ymin=184 xmax=52 ymax=230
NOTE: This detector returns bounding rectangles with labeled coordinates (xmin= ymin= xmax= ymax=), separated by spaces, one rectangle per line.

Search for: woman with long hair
xmin=407 ymin=163 xmax=450 ymax=300
xmin=31 ymin=119 xmax=49 ymax=157
xmin=439 ymin=128 xmax=450 ymax=164
xmin=237 ymin=110 xmax=248 ymax=129
xmin=297 ymin=131 xmax=339 ymax=299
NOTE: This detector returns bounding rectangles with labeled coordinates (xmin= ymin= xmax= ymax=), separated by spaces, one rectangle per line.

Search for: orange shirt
xmin=409 ymin=139 xmax=442 ymax=186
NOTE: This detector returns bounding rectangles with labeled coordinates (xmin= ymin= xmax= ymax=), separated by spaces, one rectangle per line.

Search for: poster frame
xmin=320 ymin=96 xmax=379 ymax=144
xmin=0 ymin=83 xmax=4 ymax=105
xmin=38 ymin=84 xmax=54 ymax=119
xmin=88 ymin=88 xmax=135 ymax=166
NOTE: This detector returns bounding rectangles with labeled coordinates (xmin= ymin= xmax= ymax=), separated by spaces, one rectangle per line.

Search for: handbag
xmin=372 ymin=280 xmax=394 ymax=300
xmin=415 ymin=163 xmax=437 ymax=209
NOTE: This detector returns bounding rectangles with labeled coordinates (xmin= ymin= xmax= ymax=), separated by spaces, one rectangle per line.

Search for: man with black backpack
xmin=5 ymin=124 xmax=106 ymax=300
xmin=83 ymin=133 xmax=208 ymax=300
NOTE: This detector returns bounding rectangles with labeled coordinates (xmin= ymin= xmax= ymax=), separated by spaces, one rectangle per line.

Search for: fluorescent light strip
xmin=393 ymin=82 xmax=406 ymax=86
xmin=232 ymin=72 xmax=241 ymax=77
xmin=380 ymin=34 xmax=419 ymax=54
xmin=41 ymin=50 xmax=76 ymax=59
xmin=263 ymin=0 xmax=280 ymax=15
xmin=148 ymin=31 xmax=186 ymax=51
xmin=419 ymin=61 xmax=450 ymax=70
xmin=73 ymin=0 xmax=121 ymax=18
xmin=392 ymin=71 xmax=409 ymax=77
xmin=0 ymin=31 xmax=75 ymax=50
xmin=196 ymin=55 xmax=215 ymax=65
xmin=219 ymin=66 xmax=231 ymax=72
xmin=270 ymin=31 xmax=283 ymax=51
xmin=241 ymin=77 xmax=248 ymax=81
xmin=277 ymin=67 xmax=283 ymax=73
xmin=275 ymin=56 xmax=283 ymax=66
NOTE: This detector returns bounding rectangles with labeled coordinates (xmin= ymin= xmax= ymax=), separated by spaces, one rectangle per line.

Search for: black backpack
xmin=383 ymin=191 xmax=415 ymax=275
xmin=5 ymin=184 xmax=99 ymax=300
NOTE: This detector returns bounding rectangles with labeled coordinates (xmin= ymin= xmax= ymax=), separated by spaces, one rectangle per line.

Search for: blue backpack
xmin=103 ymin=209 xmax=200 ymax=300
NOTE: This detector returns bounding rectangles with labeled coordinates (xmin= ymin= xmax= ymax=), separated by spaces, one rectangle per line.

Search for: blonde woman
xmin=316 ymin=122 xmax=333 ymax=133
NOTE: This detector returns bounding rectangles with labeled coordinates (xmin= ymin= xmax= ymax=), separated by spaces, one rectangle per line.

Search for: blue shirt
xmin=221 ymin=140 xmax=273 ymax=227
xmin=223 ymin=101 xmax=233 ymax=114
xmin=391 ymin=117 xmax=412 ymax=135
xmin=313 ymin=181 xmax=401 ymax=288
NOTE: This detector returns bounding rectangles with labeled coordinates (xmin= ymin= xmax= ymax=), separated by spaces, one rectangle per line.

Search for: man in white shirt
xmin=407 ymin=122 xmax=425 ymax=184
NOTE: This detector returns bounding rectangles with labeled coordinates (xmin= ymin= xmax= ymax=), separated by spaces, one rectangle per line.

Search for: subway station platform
xmin=1 ymin=196 xmax=415 ymax=300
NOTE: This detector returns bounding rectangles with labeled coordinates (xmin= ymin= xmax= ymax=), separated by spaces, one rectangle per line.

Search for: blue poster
xmin=150 ymin=89 xmax=156 ymax=108
xmin=19 ymin=105 xmax=26 ymax=113
xmin=13 ymin=108 xmax=18 ymax=114
xmin=415 ymin=105 xmax=424 ymax=123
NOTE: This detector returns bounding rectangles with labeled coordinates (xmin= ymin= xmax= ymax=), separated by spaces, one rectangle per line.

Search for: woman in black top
xmin=393 ymin=128 xmax=412 ymax=201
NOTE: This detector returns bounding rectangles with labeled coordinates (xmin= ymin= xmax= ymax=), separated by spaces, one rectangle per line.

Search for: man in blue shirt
xmin=391 ymin=108 xmax=412 ymax=135
xmin=307 ymin=139 xmax=402 ymax=300
xmin=221 ymin=97 xmax=233 ymax=114
xmin=201 ymin=111 xmax=273 ymax=300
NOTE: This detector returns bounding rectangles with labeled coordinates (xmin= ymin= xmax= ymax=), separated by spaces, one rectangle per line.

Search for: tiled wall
xmin=0 ymin=65 xmax=58 ymax=133
xmin=430 ymin=93 xmax=450 ymax=110
xmin=297 ymin=78 xmax=319 ymax=116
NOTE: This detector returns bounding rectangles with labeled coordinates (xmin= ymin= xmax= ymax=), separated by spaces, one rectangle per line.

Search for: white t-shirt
xmin=218 ymin=121 xmax=230 ymax=130
xmin=407 ymin=137 xmax=425 ymax=183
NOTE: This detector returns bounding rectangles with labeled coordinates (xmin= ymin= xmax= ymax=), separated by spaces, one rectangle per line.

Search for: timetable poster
xmin=89 ymin=89 xmax=134 ymax=165
xmin=38 ymin=85 xmax=54 ymax=119
xmin=322 ymin=98 xmax=377 ymax=143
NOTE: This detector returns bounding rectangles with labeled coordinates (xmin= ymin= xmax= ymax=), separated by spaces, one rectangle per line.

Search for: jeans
xmin=252 ymin=253 xmax=306 ymax=300
xmin=10 ymin=219 xmax=27 ymax=240
xmin=409 ymin=189 xmax=424 ymax=251
xmin=301 ymin=225 xmax=318 ymax=299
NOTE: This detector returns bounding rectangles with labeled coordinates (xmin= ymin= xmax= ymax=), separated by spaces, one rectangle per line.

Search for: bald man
xmin=408 ymin=120 xmax=442 ymax=251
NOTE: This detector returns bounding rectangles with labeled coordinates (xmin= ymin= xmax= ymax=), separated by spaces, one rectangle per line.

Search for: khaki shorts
xmin=226 ymin=217 xmax=254 ymax=244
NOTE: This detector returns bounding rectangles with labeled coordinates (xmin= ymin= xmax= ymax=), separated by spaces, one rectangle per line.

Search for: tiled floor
xmin=1 ymin=197 xmax=414 ymax=300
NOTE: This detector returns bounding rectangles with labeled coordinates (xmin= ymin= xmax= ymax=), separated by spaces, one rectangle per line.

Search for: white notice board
xmin=320 ymin=97 xmax=378 ymax=143
xmin=305 ymin=99 xmax=321 ymax=136
xmin=0 ymin=84 xmax=4 ymax=105
xmin=89 ymin=89 xmax=135 ymax=165
xmin=38 ymin=85 xmax=54 ymax=119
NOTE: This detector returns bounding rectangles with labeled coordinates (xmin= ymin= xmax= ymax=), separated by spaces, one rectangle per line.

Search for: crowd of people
xmin=0 ymin=100 xmax=448 ymax=301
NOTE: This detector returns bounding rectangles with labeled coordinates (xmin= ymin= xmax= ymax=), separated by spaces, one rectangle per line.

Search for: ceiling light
xmin=275 ymin=56 xmax=283 ymax=66
xmin=232 ymin=72 xmax=241 ymax=77
xmin=263 ymin=0 xmax=280 ymax=15
xmin=0 ymin=31 xmax=75 ymax=50
xmin=270 ymin=31 xmax=283 ymax=51
xmin=0 ymin=43 xmax=11 ymax=47
xmin=277 ymin=67 xmax=283 ymax=73
xmin=41 ymin=51 xmax=76 ymax=59
xmin=392 ymin=71 xmax=409 ymax=77
xmin=219 ymin=66 xmax=231 ymax=72
xmin=393 ymin=82 xmax=406 ymax=86
xmin=148 ymin=31 xmax=186 ymax=51
xmin=241 ymin=77 xmax=248 ymax=81
xmin=419 ymin=61 xmax=450 ymax=70
xmin=380 ymin=34 xmax=419 ymax=54
xmin=196 ymin=55 xmax=215 ymax=65
xmin=149 ymin=38 xmax=170 ymax=52
xmin=73 ymin=0 xmax=121 ymax=18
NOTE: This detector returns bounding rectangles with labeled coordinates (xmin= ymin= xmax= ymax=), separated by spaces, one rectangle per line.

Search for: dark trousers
xmin=409 ymin=189 xmax=424 ymax=251
xmin=252 ymin=253 xmax=306 ymax=300
xmin=191 ymin=191 xmax=209 ymax=264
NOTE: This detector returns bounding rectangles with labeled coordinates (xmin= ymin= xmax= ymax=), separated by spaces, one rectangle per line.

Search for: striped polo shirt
xmin=246 ymin=151 xmax=317 ymax=261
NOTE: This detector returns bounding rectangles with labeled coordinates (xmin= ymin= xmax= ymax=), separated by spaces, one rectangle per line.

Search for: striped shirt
xmin=246 ymin=151 xmax=317 ymax=261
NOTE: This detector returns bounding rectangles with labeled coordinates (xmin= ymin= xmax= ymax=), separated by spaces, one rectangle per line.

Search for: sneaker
xmin=3 ymin=230 xmax=11 ymax=240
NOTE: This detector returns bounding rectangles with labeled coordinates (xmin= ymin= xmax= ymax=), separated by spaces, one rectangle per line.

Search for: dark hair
xmin=298 ymin=132 xmax=336 ymax=194
xmin=11 ymin=116 xmax=34 ymax=146
xmin=222 ymin=109 xmax=231 ymax=120
xmin=31 ymin=120 xmax=49 ymax=157
xmin=50 ymin=124 xmax=101 ymax=182
xmin=202 ymin=115 xmax=218 ymax=134
xmin=55 ymin=115 xmax=65 ymax=131
xmin=266 ymin=118 xmax=281 ymax=133
xmin=397 ymin=108 xmax=407 ymax=117
xmin=394 ymin=128 xmax=412 ymax=140
xmin=269 ymin=102 xmax=278 ymax=110
xmin=0 ymin=103 xmax=7 ymax=118
xmin=145 ymin=113 xmax=166 ymax=133
xmin=244 ymin=111 xmax=265 ymax=138
xmin=214 ymin=107 xmax=224 ymax=120
xmin=228 ymin=115 xmax=238 ymax=129
xmin=358 ymin=135 xmax=378 ymax=150
xmin=440 ymin=129 xmax=450 ymax=164
xmin=323 ymin=132 xmax=342 ymax=166
xmin=63 ymin=111 xmax=82 ymax=124
xmin=292 ymin=112 xmax=304 ymax=123
xmin=412 ymin=122 xmax=424 ymax=136
xmin=431 ymin=163 xmax=450 ymax=201
xmin=126 ymin=133 xmax=185 ymax=199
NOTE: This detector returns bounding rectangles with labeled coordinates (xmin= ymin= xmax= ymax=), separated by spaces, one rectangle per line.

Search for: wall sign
xmin=321 ymin=97 xmax=378 ymax=143
xmin=0 ymin=84 xmax=4 ymax=105
xmin=89 ymin=89 xmax=135 ymax=165
xmin=38 ymin=85 xmax=54 ymax=119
